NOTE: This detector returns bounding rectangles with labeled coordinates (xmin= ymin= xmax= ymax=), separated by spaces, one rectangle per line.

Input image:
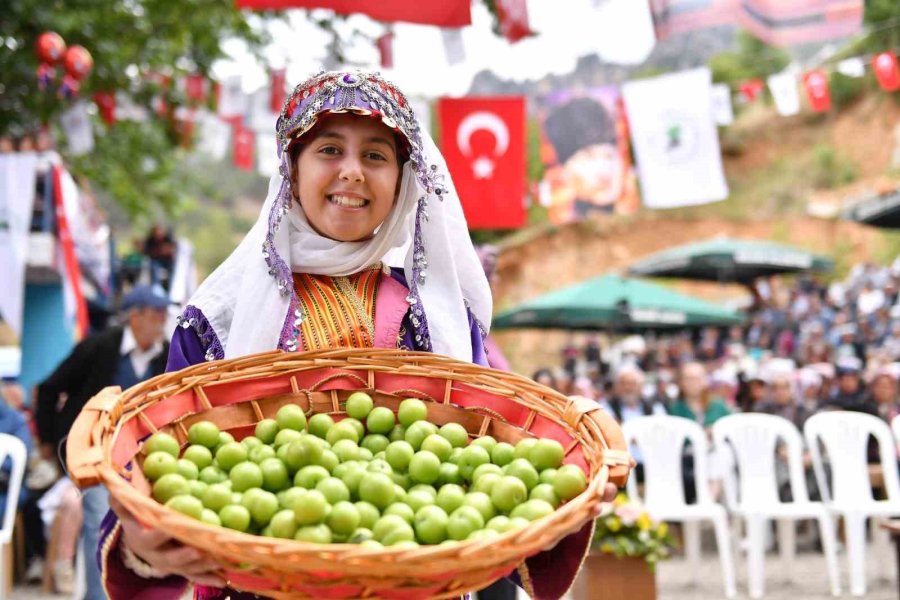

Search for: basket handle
xmin=563 ymin=395 xmax=633 ymax=488
xmin=66 ymin=386 xmax=122 ymax=489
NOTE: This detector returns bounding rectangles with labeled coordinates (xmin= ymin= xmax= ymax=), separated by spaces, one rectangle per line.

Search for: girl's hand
xmin=110 ymin=495 xmax=226 ymax=588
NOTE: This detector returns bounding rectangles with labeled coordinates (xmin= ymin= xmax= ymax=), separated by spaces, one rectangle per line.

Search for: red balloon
xmin=35 ymin=32 xmax=66 ymax=64
xmin=64 ymin=45 xmax=93 ymax=80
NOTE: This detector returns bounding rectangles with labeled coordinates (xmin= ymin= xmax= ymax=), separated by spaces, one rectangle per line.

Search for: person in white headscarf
xmin=96 ymin=69 xmax=617 ymax=600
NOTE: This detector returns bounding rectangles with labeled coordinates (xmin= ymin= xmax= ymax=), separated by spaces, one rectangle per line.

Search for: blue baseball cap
xmin=121 ymin=285 xmax=174 ymax=311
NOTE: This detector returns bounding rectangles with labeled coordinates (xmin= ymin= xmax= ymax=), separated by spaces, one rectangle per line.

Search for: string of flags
xmin=53 ymin=30 xmax=899 ymax=216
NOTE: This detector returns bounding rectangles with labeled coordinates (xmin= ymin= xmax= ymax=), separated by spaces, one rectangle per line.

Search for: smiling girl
xmin=95 ymin=70 xmax=616 ymax=600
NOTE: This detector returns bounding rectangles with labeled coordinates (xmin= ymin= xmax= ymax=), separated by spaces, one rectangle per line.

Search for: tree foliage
xmin=708 ymin=31 xmax=791 ymax=87
xmin=1 ymin=0 xmax=273 ymax=218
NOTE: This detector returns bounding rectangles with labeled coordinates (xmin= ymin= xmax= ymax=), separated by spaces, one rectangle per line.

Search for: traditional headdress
xmin=180 ymin=70 xmax=492 ymax=363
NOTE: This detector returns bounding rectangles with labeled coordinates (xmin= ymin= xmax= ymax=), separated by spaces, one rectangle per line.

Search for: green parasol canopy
xmin=492 ymin=274 xmax=743 ymax=331
xmin=627 ymin=238 xmax=833 ymax=284
xmin=844 ymin=188 xmax=900 ymax=229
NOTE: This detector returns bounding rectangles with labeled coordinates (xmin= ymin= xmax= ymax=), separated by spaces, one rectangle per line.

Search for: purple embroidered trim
xmin=177 ymin=305 xmax=223 ymax=361
xmin=406 ymin=195 xmax=433 ymax=352
xmin=261 ymin=170 xmax=294 ymax=296
xmin=278 ymin=294 xmax=302 ymax=352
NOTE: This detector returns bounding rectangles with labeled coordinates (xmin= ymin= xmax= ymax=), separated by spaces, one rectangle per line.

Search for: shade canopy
xmin=627 ymin=238 xmax=833 ymax=284
xmin=844 ymin=189 xmax=900 ymax=229
xmin=493 ymin=274 xmax=744 ymax=331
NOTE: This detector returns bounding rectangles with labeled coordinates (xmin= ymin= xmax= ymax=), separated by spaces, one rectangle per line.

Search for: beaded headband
xmin=276 ymin=70 xmax=438 ymax=194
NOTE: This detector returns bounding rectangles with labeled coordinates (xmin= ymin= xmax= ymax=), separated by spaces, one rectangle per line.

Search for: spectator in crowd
xmin=825 ymin=356 xmax=877 ymax=415
xmin=143 ymin=224 xmax=176 ymax=289
xmin=796 ymin=367 xmax=824 ymax=430
xmin=35 ymin=285 xmax=171 ymax=600
xmin=871 ymin=367 xmax=900 ymax=423
xmin=600 ymin=363 xmax=666 ymax=484
xmin=669 ymin=362 xmax=732 ymax=502
xmin=532 ymin=368 xmax=559 ymax=394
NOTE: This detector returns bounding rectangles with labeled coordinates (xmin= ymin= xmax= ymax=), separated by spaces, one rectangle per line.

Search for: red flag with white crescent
xmin=270 ymin=69 xmax=287 ymax=112
xmin=803 ymin=70 xmax=831 ymax=112
xmin=233 ymin=124 xmax=255 ymax=171
xmin=376 ymin=32 xmax=394 ymax=69
xmin=438 ymin=97 xmax=526 ymax=230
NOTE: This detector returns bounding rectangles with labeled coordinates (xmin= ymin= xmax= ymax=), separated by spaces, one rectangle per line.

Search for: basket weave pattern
xmin=68 ymin=349 xmax=630 ymax=599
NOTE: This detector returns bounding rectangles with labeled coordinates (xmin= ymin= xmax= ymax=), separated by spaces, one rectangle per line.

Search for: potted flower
xmin=570 ymin=494 xmax=676 ymax=600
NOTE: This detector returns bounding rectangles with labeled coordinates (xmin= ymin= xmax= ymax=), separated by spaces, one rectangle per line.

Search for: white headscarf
xmin=183 ymin=71 xmax=492 ymax=363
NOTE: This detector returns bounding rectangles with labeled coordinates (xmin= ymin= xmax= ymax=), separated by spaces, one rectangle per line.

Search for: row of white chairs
xmin=622 ymin=412 xmax=900 ymax=598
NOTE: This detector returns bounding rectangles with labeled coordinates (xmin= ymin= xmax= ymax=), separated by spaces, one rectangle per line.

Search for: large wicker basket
xmin=67 ymin=349 xmax=631 ymax=599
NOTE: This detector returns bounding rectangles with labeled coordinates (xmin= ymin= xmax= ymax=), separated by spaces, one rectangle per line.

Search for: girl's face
xmin=291 ymin=113 xmax=402 ymax=242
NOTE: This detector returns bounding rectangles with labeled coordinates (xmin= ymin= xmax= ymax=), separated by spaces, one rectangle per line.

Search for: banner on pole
xmin=623 ymin=67 xmax=728 ymax=209
xmin=537 ymin=86 xmax=638 ymax=223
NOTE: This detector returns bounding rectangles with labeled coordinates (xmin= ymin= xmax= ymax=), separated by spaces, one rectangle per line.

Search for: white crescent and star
xmin=456 ymin=111 xmax=510 ymax=180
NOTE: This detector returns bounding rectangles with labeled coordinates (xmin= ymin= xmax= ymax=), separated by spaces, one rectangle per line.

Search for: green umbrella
xmin=493 ymin=274 xmax=743 ymax=331
xmin=844 ymin=188 xmax=900 ymax=229
xmin=627 ymin=238 xmax=833 ymax=284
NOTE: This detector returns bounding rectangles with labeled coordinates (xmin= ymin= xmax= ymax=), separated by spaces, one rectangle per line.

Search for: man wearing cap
xmin=36 ymin=284 xmax=170 ymax=600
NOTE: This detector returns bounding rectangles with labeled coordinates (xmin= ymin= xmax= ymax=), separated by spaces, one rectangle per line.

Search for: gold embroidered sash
xmin=292 ymin=270 xmax=380 ymax=351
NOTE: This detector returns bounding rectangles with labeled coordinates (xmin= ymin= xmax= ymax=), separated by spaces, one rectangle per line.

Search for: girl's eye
xmin=319 ymin=146 xmax=340 ymax=155
xmin=366 ymin=151 xmax=387 ymax=161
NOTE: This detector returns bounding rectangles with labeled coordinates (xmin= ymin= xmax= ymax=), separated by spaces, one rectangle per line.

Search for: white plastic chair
xmin=713 ymin=414 xmax=840 ymax=598
xmin=805 ymin=411 xmax=900 ymax=596
xmin=0 ymin=434 xmax=27 ymax=600
xmin=623 ymin=415 xmax=737 ymax=598
xmin=891 ymin=413 xmax=900 ymax=447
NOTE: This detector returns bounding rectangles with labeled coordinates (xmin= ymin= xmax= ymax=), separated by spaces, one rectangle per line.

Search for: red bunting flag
xmin=270 ymin=69 xmax=287 ymax=112
xmin=185 ymin=73 xmax=207 ymax=103
xmin=803 ymin=69 xmax=831 ymax=112
xmin=233 ymin=124 xmax=255 ymax=171
xmin=438 ymin=97 xmax=527 ymax=230
xmin=235 ymin=0 xmax=471 ymax=26
xmin=376 ymin=32 xmax=394 ymax=69
xmin=495 ymin=0 xmax=532 ymax=43
xmin=93 ymin=92 xmax=116 ymax=125
xmin=739 ymin=79 xmax=765 ymax=102
xmin=873 ymin=51 xmax=900 ymax=92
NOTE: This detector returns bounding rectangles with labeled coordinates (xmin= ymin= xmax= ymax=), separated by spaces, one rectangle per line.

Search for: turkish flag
xmin=235 ymin=0 xmax=470 ymax=26
xmin=803 ymin=69 xmax=831 ymax=112
xmin=376 ymin=32 xmax=394 ymax=69
xmin=185 ymin=73 xmax=207 ymax=104
xmin=739 ymin=79 xmax=764 ymax=102
xmin=270 ymin=69 xmax=287 ymax=112
xmin=438 ymin=97 xmax=526 ymax=230
xmin=495 ymin=0 xmax=532 ymax=43
xmin=233 ymin=124 xmax=255 ymax=171
xmin=93 ymin=92 xmax=116 ymax=125
xmin=873 ymin=52 xmax=900 ymax=92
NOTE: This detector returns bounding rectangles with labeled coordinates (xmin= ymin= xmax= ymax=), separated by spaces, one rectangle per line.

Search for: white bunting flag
xmin=623 ymin=67 xmax=728 ymax=209
xmin=197 ymin=111 xmax=230 ymax=161
xmin=217 ymin=75 xmax=248 ymax=118
xmin=837 ymin=57 xmax=866 ymax=78
xmin=711 ymin=84 xmax=734 ymax=125
xmin=248 ymin=87 xmax=279 ymax=133
xmin=767 ymin=71 xmax=801 ymax=116
xmin=441 ymin=28 xmax=466 ymax=66
xmin=255 ymin=132 xmax=279 ymax=178
xmin=60 ymin=102 xmax=95 ymax=156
